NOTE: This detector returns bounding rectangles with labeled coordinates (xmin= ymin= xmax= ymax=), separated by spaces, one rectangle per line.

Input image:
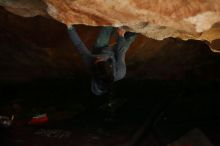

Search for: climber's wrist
xmin=67 ymin=24 xmax=73 ymax=30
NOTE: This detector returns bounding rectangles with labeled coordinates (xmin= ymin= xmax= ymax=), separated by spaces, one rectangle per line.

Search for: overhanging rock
xmin=1 ymin=0 xmax=220 ymax=42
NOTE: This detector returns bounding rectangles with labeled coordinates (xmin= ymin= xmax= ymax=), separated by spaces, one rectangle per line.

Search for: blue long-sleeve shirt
xmin=67 ymin=26 xmax=136 ymax=95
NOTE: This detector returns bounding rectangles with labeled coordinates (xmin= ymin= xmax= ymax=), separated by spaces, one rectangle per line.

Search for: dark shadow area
xmin=0 ymin=78 xmax=220 ymax=146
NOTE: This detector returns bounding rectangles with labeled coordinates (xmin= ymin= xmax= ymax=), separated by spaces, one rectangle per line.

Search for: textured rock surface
xmin=0 ymin=0 xmax=47 ymax=17
xmin=1 ymin=0 xmax=220 ymax=41
xmin=1 ymin=8 xmax=220 ymax=81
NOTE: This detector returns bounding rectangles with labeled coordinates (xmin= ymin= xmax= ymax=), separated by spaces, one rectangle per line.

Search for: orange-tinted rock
xmin=1 ymin=8 xmax=220 ymax=81
xmin=1 ymin=0 xmax=220 ymax=41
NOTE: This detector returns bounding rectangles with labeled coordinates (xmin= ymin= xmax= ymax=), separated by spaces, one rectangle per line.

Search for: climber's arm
xmin=67 ymin=25 xmax=93 ymax=66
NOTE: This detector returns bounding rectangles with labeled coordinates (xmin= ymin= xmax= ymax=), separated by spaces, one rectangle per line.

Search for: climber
xmin=67 ymin=25 xmax=136 ymax=96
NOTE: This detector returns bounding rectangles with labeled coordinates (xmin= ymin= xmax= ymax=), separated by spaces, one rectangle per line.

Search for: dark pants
xmin=93 ymin=27 xmax=115 ymax=53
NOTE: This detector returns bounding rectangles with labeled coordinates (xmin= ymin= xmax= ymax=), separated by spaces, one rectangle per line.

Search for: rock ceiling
xmin=0 ymin=0 xmax=220 ymax=45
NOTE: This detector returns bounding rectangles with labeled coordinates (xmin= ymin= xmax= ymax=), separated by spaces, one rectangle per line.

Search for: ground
xmin=0 ymin=78 xmax=220 ymax=146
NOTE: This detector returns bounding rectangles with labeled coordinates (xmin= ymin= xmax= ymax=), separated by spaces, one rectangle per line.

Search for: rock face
xmin=0 ymin=0 xmax=47 ymax=17
xmin=1 ymin=8 xmax=220 ymax=81
xmin=1 ymin=0 xmax=220 ymax=41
